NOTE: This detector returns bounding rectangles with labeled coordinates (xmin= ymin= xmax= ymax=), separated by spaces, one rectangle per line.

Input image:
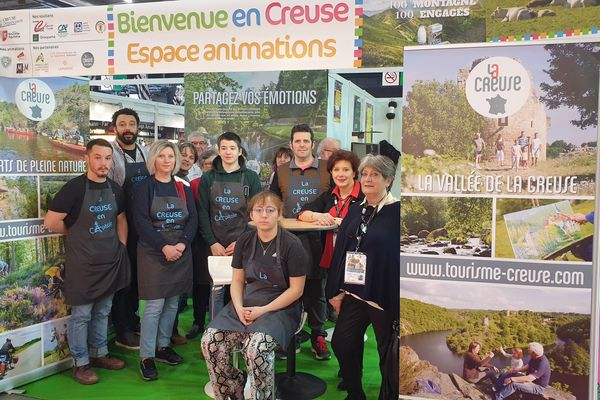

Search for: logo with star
xmin=14 ymin=79 xmax=56 ymax=122
xmin=465 ymin=56 xmax=531 ymax=119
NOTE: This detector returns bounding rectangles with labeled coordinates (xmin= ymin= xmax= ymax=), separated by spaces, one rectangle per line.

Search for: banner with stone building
xmin=400 ymin=38 xmax=599 ymax=399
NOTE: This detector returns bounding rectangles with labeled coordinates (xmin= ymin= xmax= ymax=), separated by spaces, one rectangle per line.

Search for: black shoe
xmin=337 ymin=380 xmax=348 ymax=391
xmin=140 ymin=358 xmax=158 ymax=381
xmin=115 ymin=333 xmax=140 ymax=350
xmin=185 ymin=324 xmax=203 ymax=340
xmin=155 ymin=346 xmax=184 ymax=365
xmin=275 ymin=342 xmax=300 ymax=360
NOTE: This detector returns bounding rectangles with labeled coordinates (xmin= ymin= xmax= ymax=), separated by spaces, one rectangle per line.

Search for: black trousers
xmin=331 ymin=295 xmax=398 ymax=400
xmin=302 ymin=277 xmax=327 ymax=338
xmin=191 ymin=283 xmax=211 ymax=327
xmin=111 ymin=239 xmax=139 ymax=336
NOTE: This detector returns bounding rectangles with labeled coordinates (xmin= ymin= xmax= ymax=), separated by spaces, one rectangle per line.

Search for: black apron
xmin=123 ymin=145 xmax=149 ymax=247
xmin=137 ymin=181 xmax=193 ymax=300
xmin=64 ymin=179 xmax=130 ymax=305
xmin=209 ymin=173 xmax=248 ymax=247
xmin=208 ymin=231 xmax=301 ymax=351
xmin=284 ymin=173 xmax=322 ymax=218
xmin=122 ymin=144 xmax=149 ymax=197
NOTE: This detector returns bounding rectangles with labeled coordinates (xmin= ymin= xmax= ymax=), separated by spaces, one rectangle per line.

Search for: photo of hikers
xmin=0 ymin=326 xmax=42 ymax=381
xmin=485 ymin=0 xmax=600 ymax=41
xmin=401 ymin=42 xmax=598 ymax=196
xmin=0 ymin=237 xmax=68 ymax=332
xmin=42 ymin=318 xmax=70 ymax=366
xmin=401 ymin=196 xmax=492 ymax=257
xmin=400 ymin=278 xmax=590 ymax=399
xmin=495 ymin=199 xmax=594 ymax=261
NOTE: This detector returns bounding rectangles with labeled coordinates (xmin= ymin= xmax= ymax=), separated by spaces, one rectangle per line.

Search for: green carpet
xmin=18 ymin=305 xmax=382 ymax=399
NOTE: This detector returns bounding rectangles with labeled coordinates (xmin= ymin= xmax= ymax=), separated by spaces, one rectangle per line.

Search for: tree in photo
xmin=540 ymin=43 xmax=600 ymax=129
xmin=403 ymin=80 xmax=485 ymax=157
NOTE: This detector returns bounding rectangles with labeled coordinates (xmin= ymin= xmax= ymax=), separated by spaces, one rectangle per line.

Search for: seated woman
xmin=201 ymin=191 xmax=307 ymax=400
xmin=463 ymin=341 xmax=498 ymax=384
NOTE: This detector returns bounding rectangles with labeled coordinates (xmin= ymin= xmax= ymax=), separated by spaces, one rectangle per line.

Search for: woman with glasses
xmin=326 ymin=154 xmax=399 ymax=400
xmin=201 ymin=191 xmax=308 ymax=400
xmin=132 ymin=140 xmax=197 ymax=381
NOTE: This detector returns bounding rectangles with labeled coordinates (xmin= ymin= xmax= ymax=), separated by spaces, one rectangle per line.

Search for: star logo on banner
xmin=486 ymin=95 xmax=507 ymax=115
xmin=30 ymin=104 xmax=42 ymax=119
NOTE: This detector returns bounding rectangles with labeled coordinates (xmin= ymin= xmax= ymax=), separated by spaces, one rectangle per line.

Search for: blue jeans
xmin=68 ymin=294 xmax=114 ymax=367
xmin=496 ymin=381 xmax=545 ymax=400
xmin=140 ymin=296 xmax=179 ymax=358
xmin=208 ymin=285 xmax=226 ymax=322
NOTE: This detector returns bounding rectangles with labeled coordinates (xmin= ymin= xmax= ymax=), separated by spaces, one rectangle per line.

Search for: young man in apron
xmin=269 ymin=124 xmax=332 ymax=360
xmin=107 ymin=108 xmax=149 ymax=351
xmin=197 ymin=132 xmax=262 ymax=319
xmin=45 ymin=139 xmax=130 ymax=385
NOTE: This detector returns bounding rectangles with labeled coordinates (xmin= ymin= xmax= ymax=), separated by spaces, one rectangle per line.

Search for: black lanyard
xmin=334 ymin=195 xmax=353 ymax=218
xmin=355 ymin=205 xmax=378 ymax=252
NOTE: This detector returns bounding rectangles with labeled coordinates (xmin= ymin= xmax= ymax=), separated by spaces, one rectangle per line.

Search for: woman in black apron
xmin=131 ymin=140 xmax=197 ymax=381
xmin=201 ymin=191 xmax=308 ymax=400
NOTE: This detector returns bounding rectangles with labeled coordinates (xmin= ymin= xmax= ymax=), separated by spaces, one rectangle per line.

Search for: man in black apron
xmin=107 ymin=108 xmax=149 ymax=350
xmin=45 ymin=139 xmax=130 ymax=385
xmin=269 ymin=124 xmax=333 ymax=361
xmin=197 ymin=132 xmax=262 ymax=319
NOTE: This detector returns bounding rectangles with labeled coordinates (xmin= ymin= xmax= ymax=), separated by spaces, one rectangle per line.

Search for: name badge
xmin=344 ymin=251 xmax=367 ymax=285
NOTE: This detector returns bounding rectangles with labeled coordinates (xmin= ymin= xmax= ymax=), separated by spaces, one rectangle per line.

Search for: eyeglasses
xmin=191 ymin=141 xmax=207 ymax=146
xmin=253 ymin=207 xmax=277 ymax=215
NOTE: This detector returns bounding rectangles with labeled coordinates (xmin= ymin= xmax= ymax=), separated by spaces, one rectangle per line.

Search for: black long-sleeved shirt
xmin=132 ymin=176 xmax=197 ymax=250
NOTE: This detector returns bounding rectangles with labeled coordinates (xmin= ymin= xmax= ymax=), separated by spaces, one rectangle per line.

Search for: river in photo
xmin=0 ymin=131 xmax=84 ymax=164
xmin=401 ymin=330 xmax=588 ymax=399
xmin=401 ymin=237 xmax=490 ymax=257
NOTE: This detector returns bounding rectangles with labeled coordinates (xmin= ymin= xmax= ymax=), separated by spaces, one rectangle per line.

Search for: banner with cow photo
xmin=400 ymin=38 xmax=600 ymax=399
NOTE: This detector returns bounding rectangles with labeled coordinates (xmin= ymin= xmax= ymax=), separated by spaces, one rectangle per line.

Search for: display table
xmin=249 ymin=218 xmax=338 ymax=232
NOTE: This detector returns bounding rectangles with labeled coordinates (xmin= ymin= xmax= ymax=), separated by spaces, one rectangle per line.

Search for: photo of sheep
xmin=485 ymin=0 xmax=600 ymax=40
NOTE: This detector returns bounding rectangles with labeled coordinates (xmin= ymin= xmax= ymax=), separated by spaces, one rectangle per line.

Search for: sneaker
xmin=115 ymin=333 xmax=140 ymax=350
xmin=73 ymin=365 xmax=99 ymax=385
xmin=155 ymin=346 xmax=184 ymax=365
xmin=275 ymin=342 xmax=300 ymax=360
xmin=170 ymin=333 xmax=188 ymax=346
xmin=310 ymin=336 xmax=331 ymax=360
xmin=185 ymin=324 xmax=203 ymax=340
xmin=140 ymin=358 xmax=158 ymax=381
xmin=90 ymin=356 xmax=125 ymax=370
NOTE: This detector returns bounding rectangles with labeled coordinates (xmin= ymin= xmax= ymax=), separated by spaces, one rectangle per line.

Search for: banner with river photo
xmin=399 ymin=39 xmax=600 ymax=399
xmin=0 ymin=76 xmax=89 ymax=391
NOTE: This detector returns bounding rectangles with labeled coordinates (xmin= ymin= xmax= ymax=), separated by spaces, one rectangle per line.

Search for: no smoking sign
xmin=382 ymin=71 xmax=400 ymax=86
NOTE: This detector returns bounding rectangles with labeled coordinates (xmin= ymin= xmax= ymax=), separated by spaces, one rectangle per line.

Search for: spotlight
xmin=386 ymin=100 xmax=397 ymax=120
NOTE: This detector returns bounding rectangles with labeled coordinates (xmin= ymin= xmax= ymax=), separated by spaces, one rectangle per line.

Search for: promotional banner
xmin=358 ymin=0 xmax=485 ymax=67
xmin=0 ymin=0 xmax=359 ymax=77
xmin=184 ymin=70 xmax=328 ymax=185
xmin=484 ymin=0 xmax=600 ymax=42
xmin=400 ymin=39 xmax=599 ymax=399
xmin=0 ymin=76 xmax=89 ymax=391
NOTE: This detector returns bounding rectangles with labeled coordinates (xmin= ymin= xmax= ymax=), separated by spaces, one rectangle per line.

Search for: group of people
xmin=463 ymin=340 xmax=551 ymax=400
xmin=43 ymin=107 xmax=400 ymax=400
xmin=475 ymin=131 xmax=543 ymax=170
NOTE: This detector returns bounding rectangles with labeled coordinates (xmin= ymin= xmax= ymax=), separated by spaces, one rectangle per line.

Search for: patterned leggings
xmin=201 ymin=328 xmax=278 ymax=400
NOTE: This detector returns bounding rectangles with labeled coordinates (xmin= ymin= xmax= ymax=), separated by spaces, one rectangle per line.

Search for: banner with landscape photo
xmin=184 ymin=70 xmax=328 ymax=185
xmin=400 ymin=40 xmax=599 ymax=399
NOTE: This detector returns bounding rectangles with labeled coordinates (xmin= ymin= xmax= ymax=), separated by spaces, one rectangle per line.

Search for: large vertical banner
xmin=400 ymin=40 xmax=599 ymax=399
xmin=0 ymin=76 xmax=89 ymax=391
xmin=184 ymin=70 xmax=328 ymax=185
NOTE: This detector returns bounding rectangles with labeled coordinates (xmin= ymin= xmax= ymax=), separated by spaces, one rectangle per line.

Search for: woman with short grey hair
xmin=132 ymin=139 xmax=197 ymax=381
xmin=326 ymin=153 xmax=399 ymax=400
